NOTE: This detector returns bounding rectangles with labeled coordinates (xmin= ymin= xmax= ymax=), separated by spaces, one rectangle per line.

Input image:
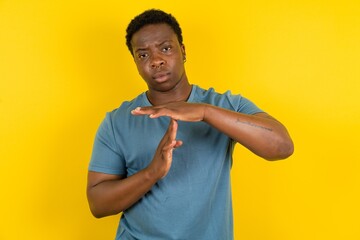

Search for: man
xmin=87 ymin=9 xmax=293 ymax=240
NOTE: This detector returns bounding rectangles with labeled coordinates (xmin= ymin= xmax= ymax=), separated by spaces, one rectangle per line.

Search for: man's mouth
xmin=153 ymin=72 xmax=170 ymax=82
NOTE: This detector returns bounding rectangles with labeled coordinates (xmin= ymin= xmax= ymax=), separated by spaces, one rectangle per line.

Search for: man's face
xmin=130 ymin=23 xmax=186 ymax=93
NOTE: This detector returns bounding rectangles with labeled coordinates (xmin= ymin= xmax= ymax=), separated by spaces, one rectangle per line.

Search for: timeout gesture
xmin=131 ymin=102 xmax=207 ymax=122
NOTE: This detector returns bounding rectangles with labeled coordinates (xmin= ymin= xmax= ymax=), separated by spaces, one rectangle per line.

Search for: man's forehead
xmin=131 ymin=23 xmax=176 ymax=46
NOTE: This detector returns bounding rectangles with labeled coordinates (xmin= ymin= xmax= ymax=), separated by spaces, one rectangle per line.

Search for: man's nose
xmin=150 ymin=54 xmax=166 ymax=69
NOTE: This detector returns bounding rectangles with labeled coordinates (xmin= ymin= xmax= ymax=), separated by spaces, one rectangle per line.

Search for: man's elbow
xmin=91 ymin=211 xmax=103 ymax=219
xmin=265 ymin=139 xmax=294 ymax=161
xmin=88 ymin=202 xmax=120 ymax=219
xmin=88 ymin=200 xmax=106 ymax=218
xmin=87 ymin=193 xmax=120 ymax=219
xmin=89 ymin=206 xmax=104 ymax=219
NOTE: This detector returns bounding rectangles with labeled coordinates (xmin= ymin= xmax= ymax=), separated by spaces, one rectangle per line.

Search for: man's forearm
xmin=131 ymin=102 xmax=294 ymax=160
xmin=87 ymin=168 xmax=158 ymax=218
xmin=203 ymin=105 xmax=294 ymax=160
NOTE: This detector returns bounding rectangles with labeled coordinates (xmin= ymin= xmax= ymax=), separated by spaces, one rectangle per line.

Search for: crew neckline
xmin=141 ymin=85 xmax=197 ymax=106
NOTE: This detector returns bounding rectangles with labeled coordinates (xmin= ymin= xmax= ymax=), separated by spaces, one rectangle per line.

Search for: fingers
xmin=132 ymin=108 xmax=181 ymax=150
xmin=131 ymin=106 xmax=175 ymax=119
xmin=174 ymin=140 xmax=183 ymax=148
xmin=150 ymin=119 xmax=181 ymax=179
xmin=131 ymin=103 xmax=205 ymax=122
xmin=131 ymin=107 xmax=145 ymax=115
xmin=131 ymin=106 xmax=160 ymax=118
xmin=159 ymin=119 xmax=177 ymax=149
xmin=168 ymin=118 xmax=178 ymax=142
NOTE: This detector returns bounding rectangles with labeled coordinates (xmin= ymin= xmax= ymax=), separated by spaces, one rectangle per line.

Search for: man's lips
xmin=152 ymin=72 xmax=170 ymax=82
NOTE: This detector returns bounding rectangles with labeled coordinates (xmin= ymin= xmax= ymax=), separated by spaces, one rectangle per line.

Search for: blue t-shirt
xmin=89 ymin=85 xmax=263 ymax=240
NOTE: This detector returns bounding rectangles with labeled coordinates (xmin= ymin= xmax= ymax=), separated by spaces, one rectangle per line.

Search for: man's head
xmin=126 ymin=9 xmax=183 ymax=56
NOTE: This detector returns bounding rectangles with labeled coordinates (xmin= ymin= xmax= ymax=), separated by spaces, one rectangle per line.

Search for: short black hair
xmin=126 ymin=9 xmax=183 ymax=56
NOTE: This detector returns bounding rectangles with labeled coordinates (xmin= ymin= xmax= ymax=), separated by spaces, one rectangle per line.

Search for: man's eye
xmin=138 ymin=53 xmax=148 ymax=59
xmin=162 ymin=47 xmax=171 ymax=52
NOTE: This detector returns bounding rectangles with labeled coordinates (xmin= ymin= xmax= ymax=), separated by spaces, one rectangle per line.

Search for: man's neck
xmin=146 ymin=80 xmax=192 ymax=106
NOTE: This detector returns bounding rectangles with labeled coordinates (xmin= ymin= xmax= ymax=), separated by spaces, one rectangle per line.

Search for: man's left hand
xmin=131 ymin=102 xmax=207 ymax=122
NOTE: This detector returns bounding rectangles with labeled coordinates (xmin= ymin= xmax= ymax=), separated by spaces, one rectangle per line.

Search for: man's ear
xmin=181 ymin=44 xmax=186 ymax=61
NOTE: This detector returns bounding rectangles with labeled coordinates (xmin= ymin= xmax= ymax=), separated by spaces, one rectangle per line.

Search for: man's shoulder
xmin=192 ymin=85 xmax=240 ymax=105
xmin=193 ymin=85 xmax=263 ymax=114
xmin=109 ymin=92 xmax=146 ymax=116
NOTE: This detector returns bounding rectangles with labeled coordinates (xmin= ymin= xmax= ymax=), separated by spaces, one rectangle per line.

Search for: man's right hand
xmin=145 ymin=118 xmax=183 ymax=180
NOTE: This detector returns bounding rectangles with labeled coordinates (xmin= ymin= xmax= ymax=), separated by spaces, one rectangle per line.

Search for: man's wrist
xmin=202 ymin=103 xmax=213 ymax=122
xmin=143 ymin=166 xmax=161 ymax=183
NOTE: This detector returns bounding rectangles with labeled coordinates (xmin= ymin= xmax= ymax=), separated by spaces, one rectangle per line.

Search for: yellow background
xmin=1 ymin=0 xmax=359 ymax=239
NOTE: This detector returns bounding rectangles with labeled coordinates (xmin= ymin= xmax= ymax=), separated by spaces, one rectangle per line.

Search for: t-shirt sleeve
xmin=237 ymin=96 xmax=264 ymax=114
xmin=88 ymin=113 xmax=126 ymax=175
xmin=225 ymin=91 xmax=264 ymax=115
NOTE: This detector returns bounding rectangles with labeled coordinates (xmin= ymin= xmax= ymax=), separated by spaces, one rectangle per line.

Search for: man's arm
xmin=131 ymin=102 xmax=294 ymax=160
xmin=204 ymin=107 xmax=293 ymax=160
xmin=87 ymin=119 xmax=182 ymax=218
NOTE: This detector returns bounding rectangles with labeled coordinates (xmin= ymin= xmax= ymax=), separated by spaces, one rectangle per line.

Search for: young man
xmin=87 ymin=9 xmax=293 ymax=240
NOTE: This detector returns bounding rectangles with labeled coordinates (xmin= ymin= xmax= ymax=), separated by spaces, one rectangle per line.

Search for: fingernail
xmin=131 ymin=107 xmax=140 ymax=114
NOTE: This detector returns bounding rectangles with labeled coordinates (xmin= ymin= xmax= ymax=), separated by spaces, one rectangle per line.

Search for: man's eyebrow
xmin=157 ymin=40 xmax=173 ymax=46
xmin=134 ymin=40 xmax=174 ymax=53
xmin=134 ymin=47 xmax=147 ymax=53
